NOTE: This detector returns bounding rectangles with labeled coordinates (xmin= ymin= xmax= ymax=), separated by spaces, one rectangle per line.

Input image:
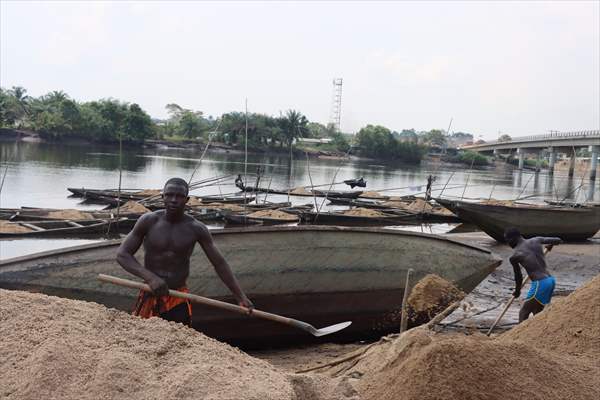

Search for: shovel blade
xmin=311 ymin=321 xmax=352 ymax=337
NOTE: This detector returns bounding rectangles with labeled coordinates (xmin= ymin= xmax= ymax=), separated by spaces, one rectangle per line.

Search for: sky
xmin=1 ymin=1 xmax=598 ymax=139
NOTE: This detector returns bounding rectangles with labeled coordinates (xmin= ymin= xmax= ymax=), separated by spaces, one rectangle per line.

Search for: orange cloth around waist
xmin=133 ymin=286 xmax=192 ymax=318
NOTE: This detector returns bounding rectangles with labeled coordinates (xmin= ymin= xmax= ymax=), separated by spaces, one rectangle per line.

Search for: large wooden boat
xmin=435 ymin=198 xmax=600 ymax=242
xmin=0 ymin=226 xmax=500 ymax=345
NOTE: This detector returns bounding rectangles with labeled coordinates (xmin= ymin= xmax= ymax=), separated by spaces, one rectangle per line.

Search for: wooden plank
xmin=66 ymin=221 xmax=85 ymax=228
xmin=19 ymin=222 xmax=46 ymax=231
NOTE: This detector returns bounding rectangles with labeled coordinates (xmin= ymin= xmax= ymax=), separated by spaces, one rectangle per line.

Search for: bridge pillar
xmin=591 ymin=145 xmax=599 ymax=181
xmin=568 ymin=150 xmax=576 ymax=178
xmin=535 ymin=152 xmax=542 ymax=172
xmin=517 ymin=148 xmax=524 ymax=170
xmin=548 ymin=147 xmax=556 ymax=175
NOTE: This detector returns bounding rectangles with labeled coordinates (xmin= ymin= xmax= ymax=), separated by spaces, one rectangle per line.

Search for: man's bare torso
xmin=142 ymin=211 xmax=200 ymax=288
xmin=512 ymin=237 xmax=551 ymax=281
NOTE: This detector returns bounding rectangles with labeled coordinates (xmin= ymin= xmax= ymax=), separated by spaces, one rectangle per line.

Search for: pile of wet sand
xmin=0 ymin=220 xmax=33 ymax=233
xmin=199 ymin=202 xmax=244 ymax=212
xmin=247 ymin=209 xmax=299 ymax=221
xmin=342 ymin=208 xmax=388 ymax=217
xmin=118 ymin=201 xmax=150 ymax=213
xmin=0 ymin=290 xmax=354 ymax=400
xmin=358 ymin=191 xmax=387 ymax=199
xmin=290 ymin=186 xmax=313 ymax=195
xmin=407 ymin=274 xmax=464 ymax=324
xmin=46 ymin=209 xmax=95 ymax=220
xmin=319 ymin=274 xmax=600 ymax=400
xmin=136 ymin=189 xmax=161 ymax=197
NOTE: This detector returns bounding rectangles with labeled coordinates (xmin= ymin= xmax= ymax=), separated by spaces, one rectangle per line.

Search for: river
xmin=0 ymin=140 xmax=597 ymax=259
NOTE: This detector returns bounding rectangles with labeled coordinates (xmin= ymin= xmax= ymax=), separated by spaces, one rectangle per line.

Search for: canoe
xmin=0 ymin=226 xmax=501 ymax=345
xmin=223 ymin=210 xmax=299 ymax=226
xmin=199 ymin=195 xmax=256 ymax=204
xmin=435 ymin=198 xmax=600 ymax=242
xmin=0 ymin=219 xmax=117 ymax=237
xmin=312 ymin=190 xmax=363 ymax=199
xmin=299 ymin=210 xmax=420 ymax=226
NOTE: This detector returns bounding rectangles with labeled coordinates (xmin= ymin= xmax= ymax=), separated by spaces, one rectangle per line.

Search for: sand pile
xmin=407 ymin=274 xmax=465 ymax=324
xmin=200 ymin=202 xmax=244 ymax=212
xmin=136 ymin=189 xmax=161 ymax=197
xmin=247 ymin=209 xmax=299 ymax=221
xmin=290 ymin=186 xmax=313 ymax=195
xmin=502 ymin=273 xmax=600 ymax=357
xmin=46 ymin=209 xmax=94 ymax=220
xmin=342 ymin=208 xmax=388 ymax=217
xmin=118 ymin=201 xmax=150 ymax=213
xmin=482 ymin=199 xmax=516 ymax=207
xmin=405 ymin=198 xmax=434 ymax=212
xmin=186 ymin=196 xmax=204 ymax=206
xmin=0 ymin=290 xmax=354 ymax=400
xmin=0 ymin=221 xmax=33 ymax=233
xmin=358 ymin=191 xmax=387 ymax=199
xmin=318 ymin=275 xmax=600 ymax=400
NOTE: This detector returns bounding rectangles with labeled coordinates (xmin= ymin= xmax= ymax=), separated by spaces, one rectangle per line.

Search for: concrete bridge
xmin=461 ymin=130 xmax=600 ymax=180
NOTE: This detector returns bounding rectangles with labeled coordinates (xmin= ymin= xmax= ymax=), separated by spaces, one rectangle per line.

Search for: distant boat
xmin=0 ymin=219 xmax=117 ymax=238
xmin=435 ymin=198 xmax=600 ymax=242
xmin=0 ymin=226 xmax=501 ymax=345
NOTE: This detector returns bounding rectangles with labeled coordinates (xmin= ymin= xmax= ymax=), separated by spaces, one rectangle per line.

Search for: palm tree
xmin=9 ymin=86 xmax=30 ymax=120
xmin=279 ymin=110 xmax=308 ymax=149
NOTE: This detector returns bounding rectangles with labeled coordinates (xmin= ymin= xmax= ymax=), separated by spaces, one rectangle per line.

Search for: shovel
xmin=97 ymin=274 xmax=351 ymax=337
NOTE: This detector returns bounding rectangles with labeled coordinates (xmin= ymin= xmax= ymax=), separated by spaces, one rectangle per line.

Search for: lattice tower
xmin=329 ymin=78 xmax=343 ymax=132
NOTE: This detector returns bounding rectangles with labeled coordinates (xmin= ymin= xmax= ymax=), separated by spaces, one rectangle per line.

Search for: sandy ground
xmin=252 ymin=230 xmax=600 ymax=372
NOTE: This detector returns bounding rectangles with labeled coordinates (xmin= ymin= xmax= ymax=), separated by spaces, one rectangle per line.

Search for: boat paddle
xmin=97 ymin=274 xmax=352 ymax=337
xmin=486 ymin=246 xmax=551 ymax=336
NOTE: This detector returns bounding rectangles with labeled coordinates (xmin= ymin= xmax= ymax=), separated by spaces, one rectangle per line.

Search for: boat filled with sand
xmin=436 ymin=197 xmax=600 ymax=242
xmin=0 ymin=226 xmax=500 ymax=345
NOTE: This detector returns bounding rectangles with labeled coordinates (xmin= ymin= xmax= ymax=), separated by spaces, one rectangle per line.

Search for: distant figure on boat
xmin=344 ymin=177 xmax=366 ymax=188
xmin=235 ymin=174 xmax=245 ymax=191
xmin=504 ymin=227 xmax=562 ymax=322
xmin=116 ymin=177 xmax=254 ymax=326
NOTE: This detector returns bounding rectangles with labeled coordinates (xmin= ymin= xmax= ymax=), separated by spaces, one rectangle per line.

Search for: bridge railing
xmin=466 ymin=130 xmax=600 ymax=147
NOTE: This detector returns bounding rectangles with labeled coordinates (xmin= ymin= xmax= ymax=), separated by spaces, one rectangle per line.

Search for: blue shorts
xmin=525 ymin=276 xmax=555 ymax=305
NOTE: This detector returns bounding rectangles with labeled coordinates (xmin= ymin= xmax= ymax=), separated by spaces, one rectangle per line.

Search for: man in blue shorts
xmin=504 ymin=227 xmax=562 ymax=322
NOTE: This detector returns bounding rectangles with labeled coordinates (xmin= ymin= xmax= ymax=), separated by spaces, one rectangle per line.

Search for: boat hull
xmin=436 ymin=198 xmax=600 ymax=242
xmin=0 ymin=226 xmax=500 ymax=345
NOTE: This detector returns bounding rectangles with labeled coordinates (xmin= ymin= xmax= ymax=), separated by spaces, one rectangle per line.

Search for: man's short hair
xmin=504 ymin=227 xmax=521 ymax=240
xmin=164 ymin=177 xmax=189 ymax=195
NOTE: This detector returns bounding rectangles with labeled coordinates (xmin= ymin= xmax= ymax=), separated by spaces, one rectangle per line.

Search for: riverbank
xmin=0 ymin=128 xmax=357 ymax=160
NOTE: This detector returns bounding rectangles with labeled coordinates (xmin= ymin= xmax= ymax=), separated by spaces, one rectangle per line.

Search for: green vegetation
xmin=355 ymin=125 xmax=427 ymax=163
xmin=443 ymin=150 xmax=490 ymax=166
xmin=1 ymin=86 xmax=480 ymax=165
xmin=508 ymin=158 xmax=548 ymax=168
xmin=0 ymin=87 xmax=153 ymax=141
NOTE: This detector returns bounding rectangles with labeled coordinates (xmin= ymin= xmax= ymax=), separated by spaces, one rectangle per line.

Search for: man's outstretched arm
xmin=510 ymin=255 xmax=523 ymax=298
xmin=196 ymin=223 xmax=254 ymax=312
xmin=538 ymin=237 xmax=563 ymax=247
xmin=116 ymin=214 xmax=168 ymax=296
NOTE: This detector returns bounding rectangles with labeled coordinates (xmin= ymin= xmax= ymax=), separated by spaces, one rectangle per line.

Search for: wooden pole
xmin=399 ymin=268 xmax=413 ymax=334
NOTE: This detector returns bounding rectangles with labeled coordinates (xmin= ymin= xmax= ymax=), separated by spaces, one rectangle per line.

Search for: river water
xmin=0 ymin=140 xmax=597 ymax=259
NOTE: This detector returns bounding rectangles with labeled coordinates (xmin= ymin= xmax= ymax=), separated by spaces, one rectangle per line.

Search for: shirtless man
xmin=504 ymin=227 xmax=562 ymax=322
xmin=116 ymin=177 xmax=254 ymax=326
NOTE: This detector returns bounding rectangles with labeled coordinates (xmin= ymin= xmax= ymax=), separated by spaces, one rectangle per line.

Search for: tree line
xmin=0 ymin=86 xmax=478 ymax=165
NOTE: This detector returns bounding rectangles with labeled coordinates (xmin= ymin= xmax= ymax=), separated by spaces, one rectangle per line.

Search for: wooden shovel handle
xmin=97 ymin=274 xmax=303 ymax=329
